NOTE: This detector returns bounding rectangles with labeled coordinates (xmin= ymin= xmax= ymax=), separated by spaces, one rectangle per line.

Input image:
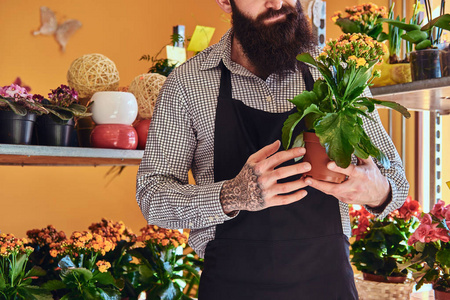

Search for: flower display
xmin=96 ymin=260 xmax=111 ymax=273
xmin=282 ymin=33 xmax=410 ymax=168
xmin=88 ymin=218 xmax=137 ymax=244
xmin=0 ymin=233 xmax=51 ymax=299
xmin=350 ymin=196 xmax=421 ymax=278
xmin=63 ymin=230 xmax=115 ymax=256
xmin=0 ymin=84 xmax=47 ymax=116
xmin=47 ymin=84 xmax=79 ymax=108
xmin=407 ymin=200 xmax=450 ymax=291
xmin=137 ymin=225 xmax=189 ymax=248
xmin=26 ymin=225 xmax=67 ymax=258
xmin=332 ymin=3 xmax=387 ymax=39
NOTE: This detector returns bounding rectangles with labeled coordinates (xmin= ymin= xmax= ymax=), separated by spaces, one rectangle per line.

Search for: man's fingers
xmin=304 ymin=176 xmax=341 ymax=197
xmin=327 ymin=161 xmax=357 ymax=177
xmin=265 ymin=178 xmax=308 ymax=198
xmin=269 ymin=189 xmax=308 ymax=207
xmin=260 ymin=146 xmax=306 ymax=171
xmin=264 ymin=162 xmax=311 ymax=186
xmin=248 ymin=140 xmax=281 ymax=164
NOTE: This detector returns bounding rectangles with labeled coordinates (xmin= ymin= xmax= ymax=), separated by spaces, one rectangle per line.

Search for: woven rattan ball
xmin=67 ymin=53 xmax=120 ymax=98
xmin=128 ymin=73 xmax=166 ymax=119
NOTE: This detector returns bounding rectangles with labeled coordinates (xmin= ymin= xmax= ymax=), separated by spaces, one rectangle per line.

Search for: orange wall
xmin=0 ymin=0 xmax=231 ymax=238
xmin=1 ymin=0 xmax=448 ymax=238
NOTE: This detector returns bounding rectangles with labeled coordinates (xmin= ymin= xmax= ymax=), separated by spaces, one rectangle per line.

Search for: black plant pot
xmin=36 ymin=114 xmax=75 ymax=147
xmin=0 ymin=110 xmax=36 ymax=145
xmin=410 ymin=49 xmax=441 ymax=81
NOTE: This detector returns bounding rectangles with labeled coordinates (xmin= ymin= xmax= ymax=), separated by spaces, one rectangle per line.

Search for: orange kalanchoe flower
xmin=137 ymin=225 xmax=189 ymax=249
xmin=27 ymin=225 xmax=67 ymax=257
xmin=0 ymin=233 xmax=33 ymax=257
xmin=64 ymin=231 xmax=115 ymax=256
xmin=96 ymin=260 xmax=111 ymax=273
xmin=88 ymin=218 xmax=137 ymax=244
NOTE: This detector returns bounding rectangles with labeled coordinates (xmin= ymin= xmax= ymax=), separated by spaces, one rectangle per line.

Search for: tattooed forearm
xmin=220 ymin=164 xmax=265 ymax=214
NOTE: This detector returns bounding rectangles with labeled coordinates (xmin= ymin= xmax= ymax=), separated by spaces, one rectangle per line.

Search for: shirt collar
xmin=199 ymin=28 xmax=233 ymax=71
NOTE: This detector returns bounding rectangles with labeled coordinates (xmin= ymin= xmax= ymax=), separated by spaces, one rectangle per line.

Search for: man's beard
xmin=230 ymin=0 xmax=314 ymax=77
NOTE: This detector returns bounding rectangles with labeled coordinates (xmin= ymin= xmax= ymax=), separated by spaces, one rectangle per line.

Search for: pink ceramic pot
xmin=90 ymin=124 xmax=138 ymax=150
xmin=134 ymin=119 xmax=151 ymax=150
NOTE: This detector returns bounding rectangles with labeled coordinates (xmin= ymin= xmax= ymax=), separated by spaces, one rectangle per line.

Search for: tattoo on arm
xmin=220 ymin=164 xmax=265 ymax=213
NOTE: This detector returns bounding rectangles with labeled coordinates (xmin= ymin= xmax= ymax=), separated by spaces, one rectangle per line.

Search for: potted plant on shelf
xmin=349 ymin=197 xmax=422 ymax=299
xmin=34 ymin=84 xmax=92 ymax=147
xmin=0 ymin=233 xmax=52 ymax=299
xmin=0 ymin=84 xmax=48 ymax=145
xmin=405 ymin=196 xmax=450 ymax=299
xmin=377 ymin=0 xmax=450 ymax=81
xmin=282 ymin=33 xmax=411 ymax=183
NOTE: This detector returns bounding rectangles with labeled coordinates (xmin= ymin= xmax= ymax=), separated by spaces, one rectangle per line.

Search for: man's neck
xmin=231 ymin=36 xmax=268 ymax=79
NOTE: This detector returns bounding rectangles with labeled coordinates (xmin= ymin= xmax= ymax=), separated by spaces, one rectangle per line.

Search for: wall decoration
xmin=33 ymin=6 xmax=82 ymax=52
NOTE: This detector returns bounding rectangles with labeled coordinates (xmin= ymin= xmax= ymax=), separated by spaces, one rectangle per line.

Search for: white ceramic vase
xmin=91 ymin=91 xmax=138 ymax=125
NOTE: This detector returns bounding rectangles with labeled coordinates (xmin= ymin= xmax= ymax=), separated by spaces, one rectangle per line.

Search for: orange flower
xmin=96 ymin=260 xmax=111 ymax=273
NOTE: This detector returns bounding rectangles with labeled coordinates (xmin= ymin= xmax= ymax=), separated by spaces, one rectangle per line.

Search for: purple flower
xmin=48 ymin=84 xmax=79 ymax=107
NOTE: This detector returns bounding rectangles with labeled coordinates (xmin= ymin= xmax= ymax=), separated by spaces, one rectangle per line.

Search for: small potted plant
xmin=377 ymin=0 xmax=450 ymax=80
xmin=34 ymin=84 xmax=92 ymax=147
xmin=406 ymin=196 xmax=450 ymax=299
xmin=0 ymin=84 xmax=48 ymax=145
xmin=0 ymin=233 xmax=52 ymax=299
xmin=282 ymin=33 xmax=410 ymax=182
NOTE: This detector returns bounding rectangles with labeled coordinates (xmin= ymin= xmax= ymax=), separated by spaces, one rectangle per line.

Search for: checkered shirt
xmin=136 ymin=29 xmax=410 ymax=258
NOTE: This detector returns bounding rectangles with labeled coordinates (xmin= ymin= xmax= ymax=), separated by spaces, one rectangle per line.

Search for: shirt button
xmin=208 ymin=216 xmax=214 ymax=222
xmin=266 ymin=95 xmax=272 ymax=102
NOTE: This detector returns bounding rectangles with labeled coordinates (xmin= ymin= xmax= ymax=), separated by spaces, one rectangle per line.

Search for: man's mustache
xmin=255 ymin=5 xmax=297 ymax=23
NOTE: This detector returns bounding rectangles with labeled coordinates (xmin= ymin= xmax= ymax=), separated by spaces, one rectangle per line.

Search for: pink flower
xmin=434 ymin=228 xmax=450 ymax=243
xmin=431 ymin=200 xmax=447 ymax=220
xmin=420 ymin=213 xmax=433 ymax=225
xmin=415 ymin=223 xmax=432 ymax=243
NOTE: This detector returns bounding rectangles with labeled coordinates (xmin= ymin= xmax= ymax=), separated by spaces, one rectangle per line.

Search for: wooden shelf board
xmin=370 ymin=77 xmax=450 ymax=115
xmin=0 ymin=144 xmax=143 ymax=166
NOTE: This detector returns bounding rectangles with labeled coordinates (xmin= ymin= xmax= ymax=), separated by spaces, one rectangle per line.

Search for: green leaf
xmin=12 ymin=253 xmax=28 ymax=284
xmin=378 ymin=32 xmax=389 ymax=42
xmin=369 ymin=98 xmax=411 ymax=118
xmin=282 ymin=111 xmax=302 ymax=150
xmin=41 ymin=280 xmax=67 ymax=291
xmin=58 ymin=255 xmax=76 ymax=270
xmin=422 ymin=14 xmax=450 ymax=31
xmin=415 ymin=39 xmax=432 ymax=50
xmin=314 ymin=111 xmax=359 ymax=168
xmin=401 ymin=30 xmax=428 ymax=43
xmin=99 ymin=287 xmax=121 ymax=300
xmin=377 ymin=18 xmax=421 ymax=31
xmin=335 ymin=18 xmax=361 ymax=34
xmin=72 ymin=268 xmax=94 ymax=281
xmin=0 ymin=273 xmax=6 ymax=290
xmin=297 ymin=53 xmax=334 ymax=89
xmin=93 ymin=272 xmax=117 ymax=286
xmin=0 ymin=98 xmax=28 ymax=116
xmin=292 ymin=133 xmax=305 ymax=162
xmin=357 ymin=130 xmax=390 ymax=169
xmin=25 ymin=266 xmax=46 ymax=278
xmin=82 ymin=286 xmax=102 ymax=300
xmin=437 ymin=248 xmax=450 ymax=267
xmin=160 ymin=281 xmax=180 ymax=300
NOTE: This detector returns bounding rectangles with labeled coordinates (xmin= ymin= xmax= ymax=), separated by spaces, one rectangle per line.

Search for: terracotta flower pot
xmin=302 ymin=132 xmax=346 ymax=184
xmin=435 ymin=289 xmax=450 ymax=300
xmin=362 ymin=272 xmax=407 ymax=284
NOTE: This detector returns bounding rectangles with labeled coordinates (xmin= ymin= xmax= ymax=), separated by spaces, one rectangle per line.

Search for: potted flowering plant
xmin=41 ymin=231 xmax=123 ymax=299
xmin=349 ymin=197 xmax=422 ymax=299
xmin=0 ymin=233 xmax=52 ymax=299
xmin=377 ymin=0 xmax=450 ymax=80
xmin=129 ymin=225 xmax=202 ymax=300
xmin=34 ymin=84 xmax=92 ymax=147
xmin=282 ymin=33 xmax=410 ymax=182
xmin=0 ymin=84 xmax=48 ymax=145
xmin=331 ymin=3 xmax=388 ymax=40
xmin=406 ymin=197 xmax=450 ymax=299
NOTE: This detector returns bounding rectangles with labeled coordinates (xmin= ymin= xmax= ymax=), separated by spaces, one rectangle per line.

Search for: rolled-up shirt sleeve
xmin=136 ymin=72 xmax=235 ymax=230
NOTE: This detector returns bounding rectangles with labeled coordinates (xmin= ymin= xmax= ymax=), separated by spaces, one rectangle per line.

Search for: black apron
xmin=198 ymin=62 xmax=358 ymax=300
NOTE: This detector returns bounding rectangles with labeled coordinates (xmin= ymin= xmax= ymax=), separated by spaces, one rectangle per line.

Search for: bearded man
xmin=136 ymin=0 xmax=409 ymax=299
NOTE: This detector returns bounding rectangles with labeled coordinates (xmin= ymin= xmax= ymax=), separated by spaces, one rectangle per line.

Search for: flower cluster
xmin=88 ymin=218 xmax=137 ymax=244
xmin=47 ymin=84 xmax=79 ymax=108
xmin=137 ymin=225 xmax=188 ymax=248
xmin=0 ymin=233 xmax=33 ymax=257
xmin=26 ymin=225 xmax=67 ymax=258
xmin=0 ymin=84 xmax=47 ymax=114
xmin=64 ymin=231 xmax=115 ymax=256
xmin=349 ymin=197 xmax=421 ymax=277
xmin=318 ymin=33 xmax=387 ymax=70
xmin=408 ymin=200 xmax=450 ymax=245
xmin=96 ymin=260 xmax=111 ymax=273
xmin=332 ymin=3 xmax=387 ymax=39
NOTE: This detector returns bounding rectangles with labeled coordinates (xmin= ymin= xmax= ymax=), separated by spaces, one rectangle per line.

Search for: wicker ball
xmin=67 ymin=53 xmax=120 ymax=99
xmin=128 ymin=73 xmax=166 ymax=119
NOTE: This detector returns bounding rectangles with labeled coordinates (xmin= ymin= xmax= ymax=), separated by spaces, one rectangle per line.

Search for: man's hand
xmin=304 ymin=157 xmax=391 ymax=208
xmin=220 ymin=140 xmax=310 ymax=214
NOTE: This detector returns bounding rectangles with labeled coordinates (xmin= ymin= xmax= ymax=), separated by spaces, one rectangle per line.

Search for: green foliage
xmin=0 ymin=253 xmax=52 ymax=299
xmin=41 ymin=255 xmax=122 ymax=300
xmin=282 ymin=44 xmax=410 ymax=168
xmin=42 ymin=101 xmax=92 ymax=122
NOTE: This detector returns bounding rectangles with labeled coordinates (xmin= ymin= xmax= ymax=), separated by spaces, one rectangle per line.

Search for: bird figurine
xmin=33 ymin=6 xmax=82 ymax=52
